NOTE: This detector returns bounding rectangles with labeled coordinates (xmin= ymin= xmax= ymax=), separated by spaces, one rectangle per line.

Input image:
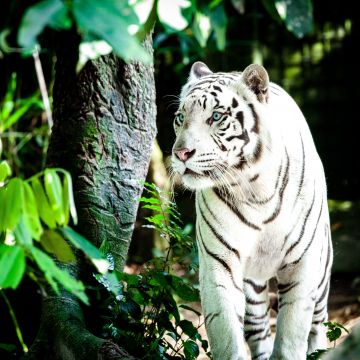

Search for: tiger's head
xmin=171 ymin=62 xmax=271 ymax=190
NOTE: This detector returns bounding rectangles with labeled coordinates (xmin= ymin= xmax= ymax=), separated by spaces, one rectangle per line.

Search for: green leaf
xmin=209 ymin=4 xmax=228 ymax=51
xmin=0 ymin=73 xmax=16 ymax=121
xmin=170 ymin=275 xmax=200 ymax=302
xmin=166 ymin=331 xmax=178 ymax=342
xmin=179 ymin=304 xmax=201 ymax=316
xmin=139 ymin=196 xmax=161 ymax=205
xmin=157 ymin=0 xmax=191 ymax=31
xmin=327 ymin=327 xmax=342 ymax=342
xmin=77 ymin=40 xmax=113 ymax=71
xmin=324 ymin=321 xmax=349 ymax=342
xmin=0 ymin=178 xmax=23 ymax=231
xmin=231 ymin=0 xmax=245 ymax=14
xmin=201 ymin=339 xmax=209 ymax=352
xmin=0 ymin=245 xmax=26 ymax=289
xmin=163 ymin=292 xmax=180 ymax=323
xmin=117 ymin=272 xmax=142 ymax=286
xmin=192 ymin=12 xmax=211 ymax=48
xmin=337 ymin=323 xmax=349 ymax=333
xmin=0 ymin=100 xmax=35 ymax=132
xmin=30 ymin=246 xmax=88 ymax=304
xmin=44 ymin=169 xmax=65 ymax=225
xmin=22 ymin=182 xmax=43 ymax=240
xmin=95 ymin=272 xmax=121 ymax=295
xmin=120 ymin=298 xmax=142 ymax=320
xmin=262 ymin=0 xmax=282 ymax=23
xmin=62 ymin=176 xmax=70 ymax=225
xmin=183 ymin=339 xmax=199 ymax=359
xmin=178 ymin=319 xmax=198 ymax=338
xmin=150 ymin=271 xmax=169 ymax=288
xmin=158 ymin=310 xmax=175 ymax=332
xmin=146 ymin=213 xmax=166 ymax=223
xmin=0 ymin=188 xmax=6 ymax=230
xmin=13 ymin=217 xmax=33 ymax=246
xmin=40 ymin=229 xmax=75 ymax=263
xmin=142 ymin=182 xmax=160 ymax=197
xmin=141 ymin=204 xmax=162 ymax=212
xmin=134 ymin=0 xmax=158 ymax=42
xmin=61 ymin=226 xmax=109 ymax=273
xmin=325 ymin=321 xmax=349 ymax=334
xmin=62 ymin=171 xmax=77 ymax=225
xmin=17 ymin=0 xmax=71 ymax=48
xmin=73 ymin=0 xmax=151 ymax=64
xmin=128 ymin=287 xmax=146 ymax=305
xmin=31 ymin=178 xmax=56 ymax=229
xmin=0 ymin=161 xmax=12 ymax=182
xmin=0 ymin=343 xmax=17 ymax=352
xmin=275 ymin=0 xmax=313 ymax=38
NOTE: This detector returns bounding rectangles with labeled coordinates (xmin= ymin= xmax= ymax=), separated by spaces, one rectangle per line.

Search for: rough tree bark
xmin=25 ymin=32 xmax=157 ymax=360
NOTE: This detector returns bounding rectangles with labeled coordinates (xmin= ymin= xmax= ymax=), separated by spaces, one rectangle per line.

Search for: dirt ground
xmin=326 ymin=274 xmax=360 ymax=343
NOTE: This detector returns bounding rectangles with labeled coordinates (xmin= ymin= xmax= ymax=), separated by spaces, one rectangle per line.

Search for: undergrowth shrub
xmin=97 ymin=182 xmax=210 ymax=359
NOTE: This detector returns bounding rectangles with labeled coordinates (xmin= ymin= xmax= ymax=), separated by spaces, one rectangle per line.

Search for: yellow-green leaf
xmin=40 ymin=229 xmax=75 ymax=263
xmin=61 ymin=226 xmax=109 ymax=274
xmin=31 ymin=178 xmax=56 ymax=229
xmin=22 ymin=182 xmax=43 ymax=240
xmin=0 ymin=161 xmax=12 ymax=182
xmin=30 ymin=247 xmax=88 ymax=304
xmin=0 ymin=178 xmax=23 ymax=231
xmin=62 ymin=176 xmax=70 ymax=225
xmin=62 ymin=172 xmax=77 ymax=225
xmin=0 ymin=188 xmax=6 ymax=230
xmin=44 ymin=169 xmax=65 ymax=225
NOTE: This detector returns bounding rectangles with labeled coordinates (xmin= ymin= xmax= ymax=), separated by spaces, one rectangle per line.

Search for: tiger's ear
xmin=242 ymin=64 xmax=269 ymax=103
xmin=189 ymin=61 xmax=213 ymax=81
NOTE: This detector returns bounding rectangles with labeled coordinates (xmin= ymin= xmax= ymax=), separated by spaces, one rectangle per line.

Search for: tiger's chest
xmin=243 ymin=229 xmax=285 ymax=280
xmin=196 ymin=188 xmax=293 ymax=281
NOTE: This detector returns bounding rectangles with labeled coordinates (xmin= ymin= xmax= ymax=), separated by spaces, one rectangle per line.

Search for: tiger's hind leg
xmin=308 ymin=228 xmax=332 ymax=353
xmin=244 ymin=279 xmax=273 ymax=360
xmin=307 ymin=280 xmax=330 ymax=353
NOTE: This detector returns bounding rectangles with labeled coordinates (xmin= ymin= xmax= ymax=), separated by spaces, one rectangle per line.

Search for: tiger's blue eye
xmin=177 ymin=113 xmax=185 ymax=122
xmin=212 ymin=111 xmax=221 ymax=121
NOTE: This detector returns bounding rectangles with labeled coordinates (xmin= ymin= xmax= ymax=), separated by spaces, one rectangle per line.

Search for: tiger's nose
xmin=174 ymin=148 xmax=196 ymax=162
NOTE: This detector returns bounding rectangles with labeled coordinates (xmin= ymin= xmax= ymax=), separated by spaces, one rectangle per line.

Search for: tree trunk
xmin=26 ymin=31 xmax=157 ymax=360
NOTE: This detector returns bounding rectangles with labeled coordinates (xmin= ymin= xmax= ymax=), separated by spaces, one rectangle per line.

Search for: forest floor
xmin=178 ymin=273 xmax=360 ymax=359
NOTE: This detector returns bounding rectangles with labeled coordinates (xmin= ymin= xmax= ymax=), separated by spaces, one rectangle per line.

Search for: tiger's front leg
xmin=197 ymin=231 xmax=247 ymax=359
xmin=244 ymin=279 xmax=273 ymax=360
xmin=271 ymin=255 xmax=321 ymax=360
xmin=201 ymin=281 xmax=247 ymax=359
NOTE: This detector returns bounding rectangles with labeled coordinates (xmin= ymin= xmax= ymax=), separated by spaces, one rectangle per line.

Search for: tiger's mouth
xmin=180 ymin=167 xmax=216 ymax=189
xmin=184 ymin=168 xmax=211 ymax=177
xmin=184 ymin=168 xmax=203 ymax=176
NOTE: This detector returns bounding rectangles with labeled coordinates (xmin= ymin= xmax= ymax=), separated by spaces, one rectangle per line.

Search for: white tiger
xmin=171 ymin=62 xmax=333 ymax=360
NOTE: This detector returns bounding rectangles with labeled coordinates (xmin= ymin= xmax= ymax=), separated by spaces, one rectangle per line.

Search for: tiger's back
xmin=171 ymin=62 xmax=332 ymax=360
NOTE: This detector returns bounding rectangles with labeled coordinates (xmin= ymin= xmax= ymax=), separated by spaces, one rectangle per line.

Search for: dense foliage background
xmin=0 ymin=0 xmax=359 ymax=359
